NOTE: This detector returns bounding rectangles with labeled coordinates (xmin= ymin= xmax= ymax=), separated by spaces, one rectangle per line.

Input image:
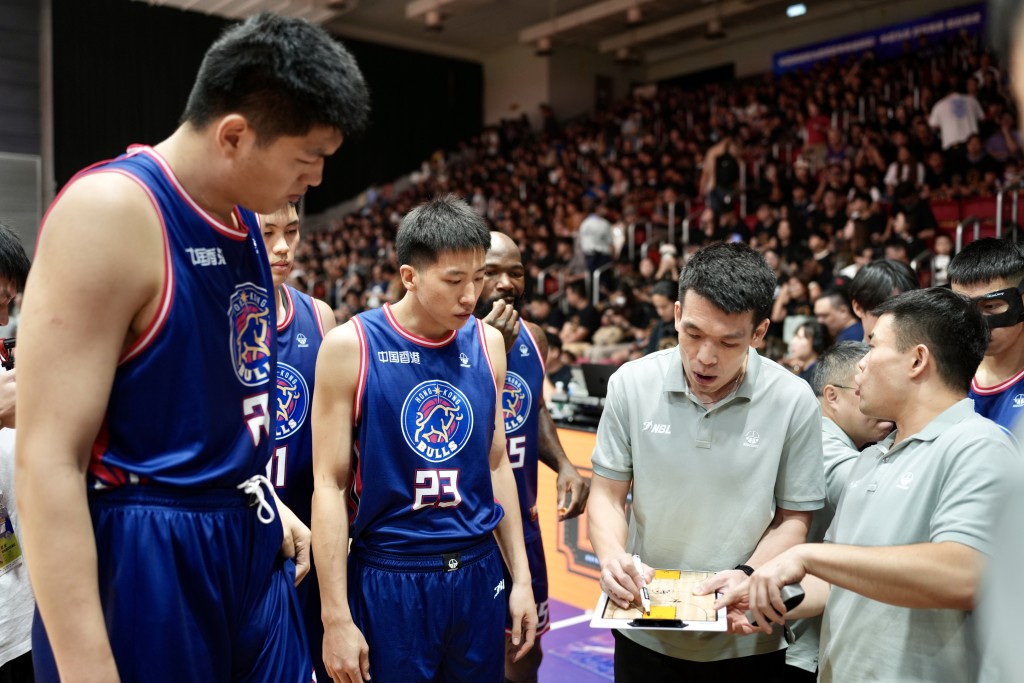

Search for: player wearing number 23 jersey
xmin=348 ymin=303 xmax=503 ymax=551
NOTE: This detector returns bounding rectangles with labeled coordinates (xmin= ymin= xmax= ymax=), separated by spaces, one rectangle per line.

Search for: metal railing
xmin=591 ymin=261 xmax=616 ymax=307
xmin=955 ymin=216 xmax=980 ymax=254
xmin=996 ymin=181 xmax=1023 ymax=240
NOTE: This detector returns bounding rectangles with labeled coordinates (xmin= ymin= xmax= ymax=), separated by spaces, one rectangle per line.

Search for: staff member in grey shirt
xmin=786 ymin=341 xmax=893 ymax=680
xmin=721 ymin=287 xmax=1018 ymax=683
xmin=588 ymin=242 xmax=825 ymax=681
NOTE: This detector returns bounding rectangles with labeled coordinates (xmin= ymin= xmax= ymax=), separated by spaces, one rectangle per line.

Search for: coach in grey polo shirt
xmin=588 ymin=242 xmax=825 ymax=681
xmin=722 ymin=288 xmax=1018 ymax=683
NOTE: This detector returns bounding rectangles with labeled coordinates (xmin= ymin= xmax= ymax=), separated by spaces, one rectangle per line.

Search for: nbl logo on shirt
xmin=402 ymin=380 xmax=474 ymax=462
xmin=502 ymin=372 xmax=532 ymax=434
xmin=275 ymin=363 xmax=310 ymax=439
xmin=229 ymin=283 xmax=272 ymax=387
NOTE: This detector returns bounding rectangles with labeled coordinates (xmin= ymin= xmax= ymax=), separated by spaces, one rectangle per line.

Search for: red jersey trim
xmin=971 ymin=365 xmax=1024 ymax=395
xmin=351 ymin=316 xmax=369 ymax=426
xmin=109 ymin=170 xmax=174 ymax=365
xmin=477 ymin=318 xmax=498 ymax=396
xmin=382 ymin=303 xmax=457 ymax=347
xmin=519 ymin=322 xmax=546 ymax=374
xmin=137 ymin=146 xmax=250 ymax=240
xmin=277 ymin=285 xmax=296 ymax=332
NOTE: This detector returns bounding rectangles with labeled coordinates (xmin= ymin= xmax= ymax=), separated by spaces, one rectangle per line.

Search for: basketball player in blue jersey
xmin=475 ymin=231 xmax=590 ymax=683
xmin=260 ymin=202 xmax=336 ymax=683
xmin=949 ymin=238 xmax=1024 ymax=430
xmin=15 ymin=14 xmax=369 ymax=683
xmin=312 ymin=195 xmax=537 ymax=683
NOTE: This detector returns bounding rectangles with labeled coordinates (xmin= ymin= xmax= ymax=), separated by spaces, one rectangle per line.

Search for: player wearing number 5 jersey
xmin=476 ymin=231 xmax=590 ymax=683
xmin=312 ymin=195 xmax=537 ymax=683
xmin=261 ymin=203 xmax=336 ymax=683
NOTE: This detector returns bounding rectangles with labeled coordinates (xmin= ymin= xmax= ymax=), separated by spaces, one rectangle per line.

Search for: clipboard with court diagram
xmin=590 ymin=569 xmax=728 ymax=631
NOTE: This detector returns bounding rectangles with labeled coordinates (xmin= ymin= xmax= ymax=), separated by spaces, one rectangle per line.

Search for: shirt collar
xmin=889 ymin=398 xmax=975 ymax=451
xmin=664 ymin=347 xmax=761 ymax=403
xmin=822 ymin=417 xmax=857 ymax=450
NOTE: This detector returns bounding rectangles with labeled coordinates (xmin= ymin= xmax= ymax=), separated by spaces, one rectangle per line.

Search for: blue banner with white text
xmin=773 ymin=4 xmax=985 ymax=75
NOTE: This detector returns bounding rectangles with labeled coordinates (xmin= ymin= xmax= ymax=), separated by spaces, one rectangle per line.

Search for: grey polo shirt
xmin=592 ymin=347 xmax=825 ymax=662
xmin=788 ymin=416 xmax=862 ymax=672
xmin=820 ymin=399 xmax=1018 ymax=683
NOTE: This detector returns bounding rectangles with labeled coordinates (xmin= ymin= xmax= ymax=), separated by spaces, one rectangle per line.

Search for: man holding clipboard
xmin=588 ymin=242 xmax=826 ymax=681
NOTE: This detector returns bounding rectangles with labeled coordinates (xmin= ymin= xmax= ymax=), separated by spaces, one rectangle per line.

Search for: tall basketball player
xmin=312 ymin=195 xmax=537 ymax=683
xmin=475 ymin=230 xmax=590 ymax=683
xmin=260 ymin=202 xmax=336 ymax=683
xmin=15 ymin=14 xmax=369 ymax=683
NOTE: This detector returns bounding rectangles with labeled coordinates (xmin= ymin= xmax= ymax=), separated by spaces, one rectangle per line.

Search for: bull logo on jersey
xmin=229 ymin=284 xmax=272 ymax=387
xmin=402 ymin=380 xmax=474 ymax=463
xmin=275 ymin=363 xmax=310 ymax=439
xmin=502 ymin=372 xmax=532 ymax=434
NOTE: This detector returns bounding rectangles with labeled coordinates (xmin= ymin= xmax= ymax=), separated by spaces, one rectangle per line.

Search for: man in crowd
xmin=589 ymin=242 xmax=825 ymax=680
xmin=0 ymin=222 xmax=33 ymax=683
xmin=813 ymin=289 xmax=863 ymax=345
xmin=848 ymin=259 xmax=919 ymax=338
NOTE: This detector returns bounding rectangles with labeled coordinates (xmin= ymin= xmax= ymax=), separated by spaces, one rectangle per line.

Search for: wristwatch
xmin=734 ymin=564 xmax=754 ymax=576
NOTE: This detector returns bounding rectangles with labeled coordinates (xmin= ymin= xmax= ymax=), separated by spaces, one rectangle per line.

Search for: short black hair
xmin=651 ymin=280 xmax=677 ymax=301
xmin=795 ymin=319 xmax=827 ymax=356
xmin=395 ymin=194 xmax=489 ymax=269
xmin=678 ymin=242 xmax=775 ymax=324
xmin=182 ymin=13 xmax=370 ymax=143
xmin=849 ymin=259 xmax=918 ymax=311
xmin=0 ymin=222 xmax=29 ymax=290
xmin=811 ymin=341 xmax=869 ymax=397
xmin=948 ymin=238 xmax=1024 ymax=287
xmin=819 ymin=287 xmax=853 ymax=313
xmin=872 ymin=288 xmax=988 ymax=394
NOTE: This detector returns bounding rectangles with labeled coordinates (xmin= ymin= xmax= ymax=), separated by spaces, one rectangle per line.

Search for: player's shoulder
xmin=51 ymin=170 xmax=158 ymax=226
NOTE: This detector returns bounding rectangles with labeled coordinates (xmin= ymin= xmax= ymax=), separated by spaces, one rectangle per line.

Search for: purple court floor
xmin=538 ymin=599 xmax=613 ymax=681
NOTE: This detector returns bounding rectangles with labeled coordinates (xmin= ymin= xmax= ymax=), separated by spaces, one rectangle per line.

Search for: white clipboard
xmin=589 ymin=569 xmax=728 ymax=631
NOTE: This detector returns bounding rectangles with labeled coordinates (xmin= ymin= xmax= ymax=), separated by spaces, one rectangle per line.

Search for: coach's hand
xmin=694 ymin=568 xmax=760 ymax=634
xmin=324 ymin=620 xmax=371 ymax=682
xmin=507 ymin=581 xmax=538 ymax=663
xmin=599 ymin=553 xmax=652 ymax=610
xmin=483 ymin=299 xmax=520 ymax=352
xmin=275 ymin=497 xmax=311 ymax=585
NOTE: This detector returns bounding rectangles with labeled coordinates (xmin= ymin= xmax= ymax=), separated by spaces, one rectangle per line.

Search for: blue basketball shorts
xmin=504 ymin=534 xmax=549 ymax=636
xmin=32 ymin=485 xmax=313 ymax=683
xmin=297 ymin=556 xmax=327 ymax=683
xmin=348 ymin=537 xmax=506 ymax=683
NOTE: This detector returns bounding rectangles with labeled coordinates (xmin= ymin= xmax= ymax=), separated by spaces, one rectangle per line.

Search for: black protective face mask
xmin=972 ymin=280 xmax=1024 ymax=329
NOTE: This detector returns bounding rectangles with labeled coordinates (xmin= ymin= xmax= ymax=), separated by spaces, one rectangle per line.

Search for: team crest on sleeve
xmin=502 ymin=372 xmax=532 ymax=434
xmin=229 ymin=283 xmax=272 ymax=386
xmin=275 ymin=363 xmax=310 ymax=439
xmin=401 ymin=380 xmax=474 ymax=462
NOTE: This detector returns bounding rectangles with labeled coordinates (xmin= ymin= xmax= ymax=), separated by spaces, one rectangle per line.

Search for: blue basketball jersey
xmin=269 ymin=285 xmax=325 ymax=525
xmin=503 ymin=323 xmax=545 ymax=543
xmin=69 ymin=146 xmax=276 ymax=489
xmin=969 ymin=368 xmax=1024 ymax=431
xmin=349 ymin=304 xmax=504 ymax=553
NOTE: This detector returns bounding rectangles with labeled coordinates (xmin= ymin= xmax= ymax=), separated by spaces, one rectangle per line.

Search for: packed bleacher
xmin=292 ymin=27 xmax=1021 ymax=376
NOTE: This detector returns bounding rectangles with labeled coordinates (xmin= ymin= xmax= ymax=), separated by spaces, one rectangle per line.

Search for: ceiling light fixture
xmin=786 ymin=3 xmax=807 ymax=17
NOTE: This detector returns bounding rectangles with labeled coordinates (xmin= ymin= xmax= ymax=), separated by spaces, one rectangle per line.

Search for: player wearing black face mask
xmin=949 ymin=238 xmax=1024 ymax=429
